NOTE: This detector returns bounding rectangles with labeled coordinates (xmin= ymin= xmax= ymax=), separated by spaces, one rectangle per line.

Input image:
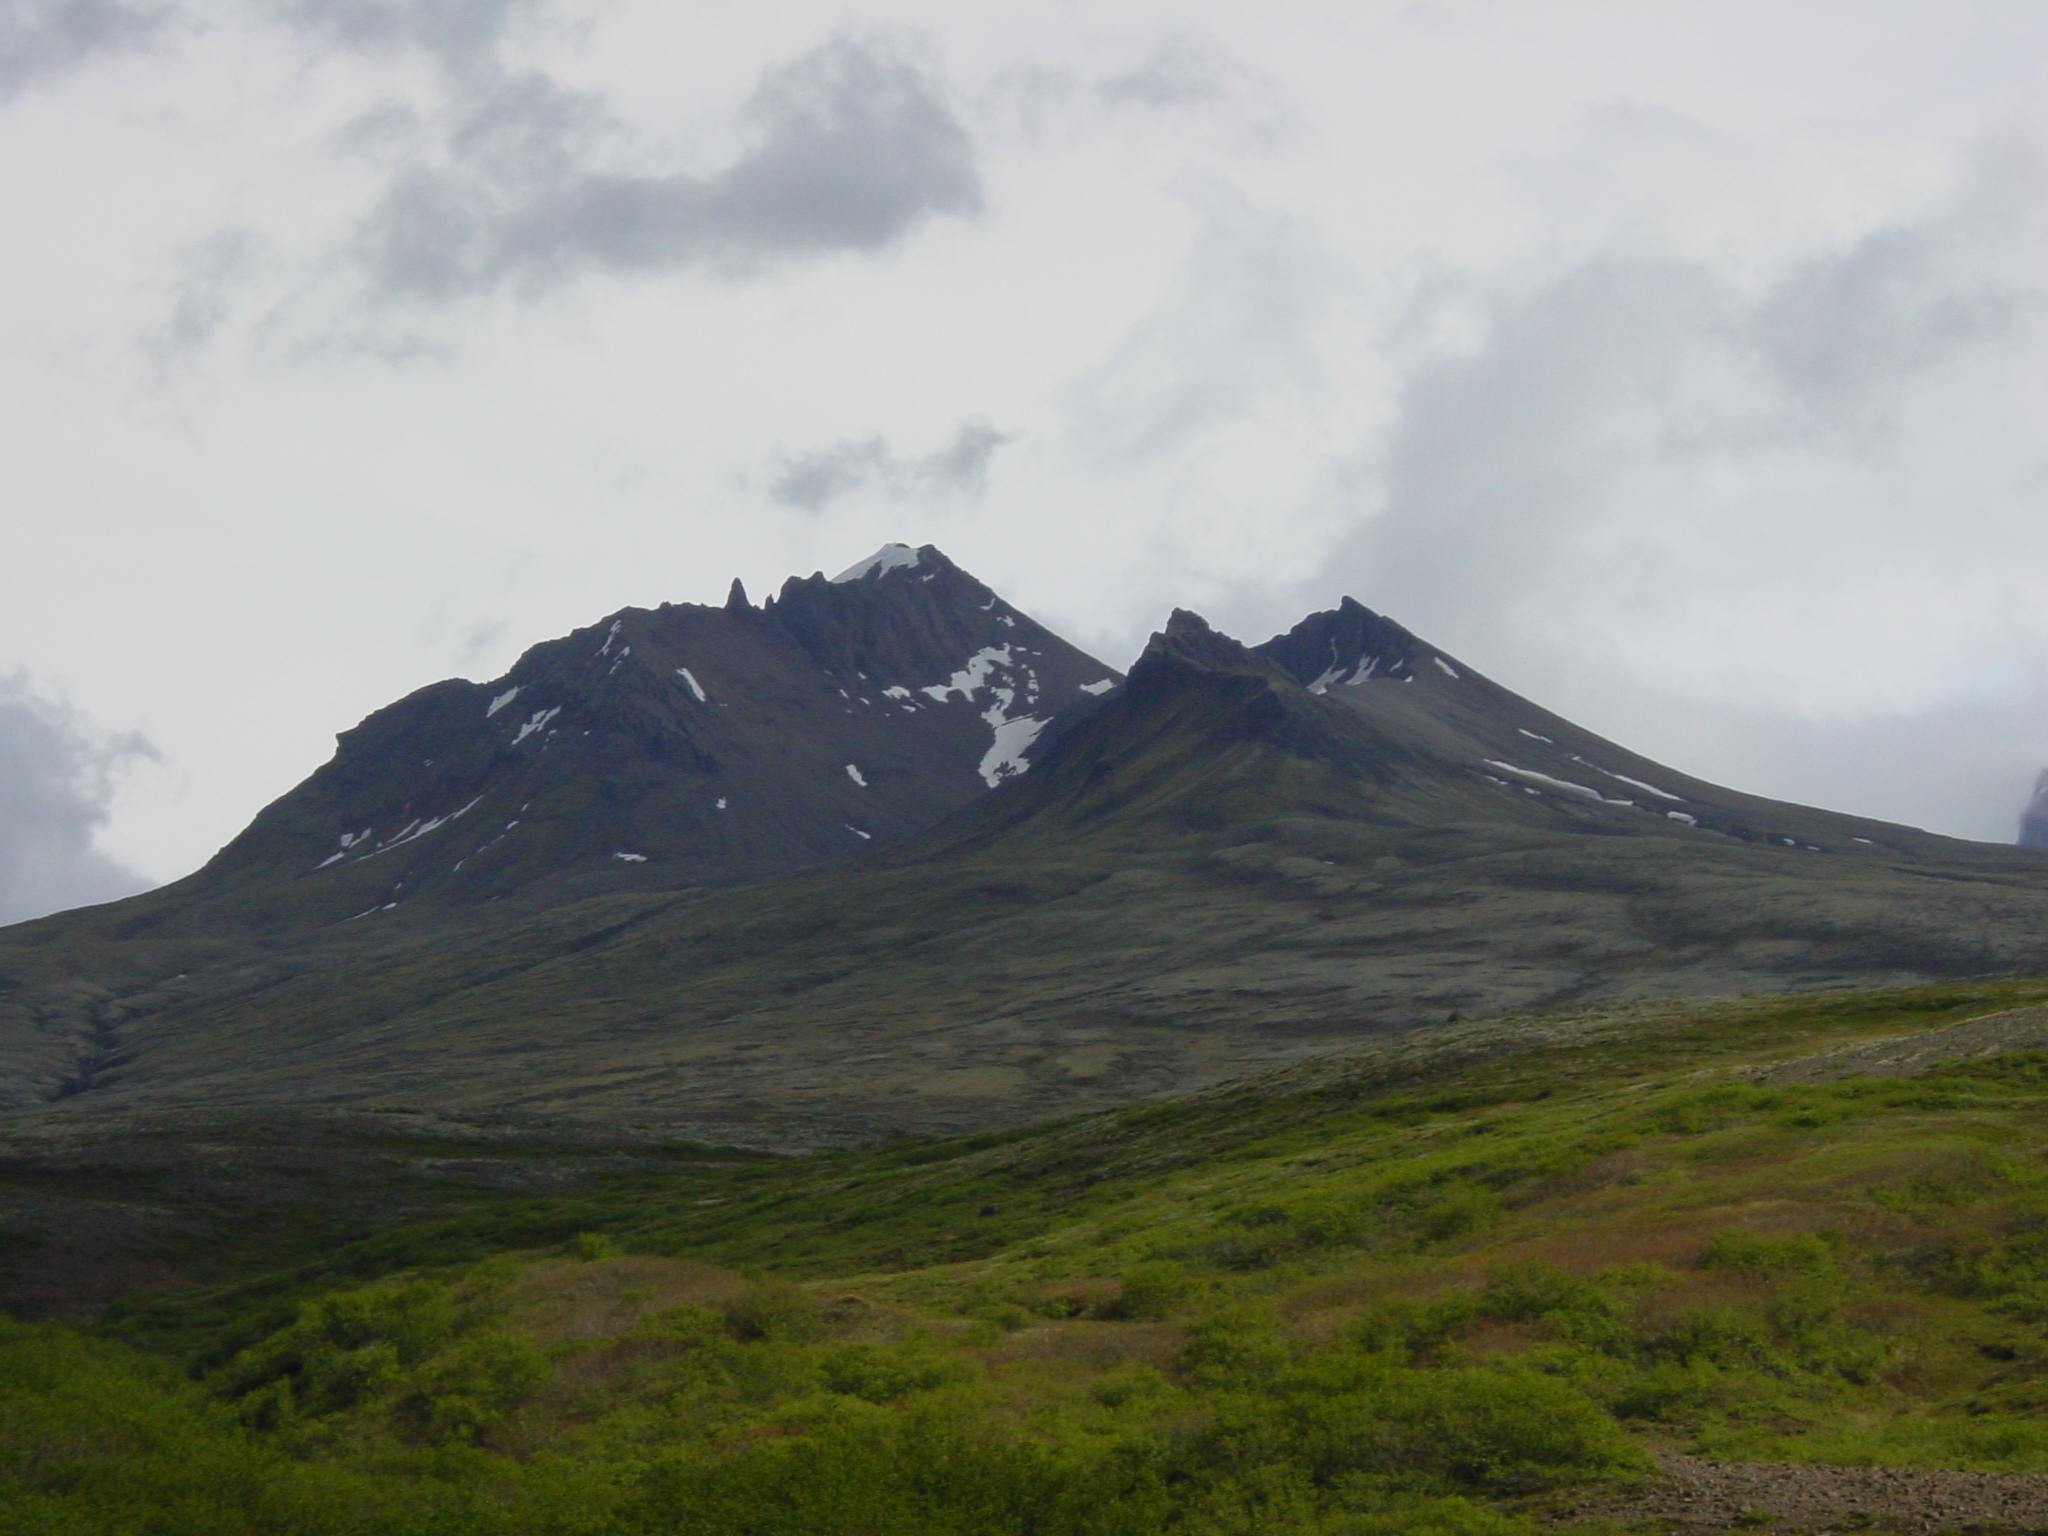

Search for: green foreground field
xmin=16 ymin=979 xmax=2048 ymax=1533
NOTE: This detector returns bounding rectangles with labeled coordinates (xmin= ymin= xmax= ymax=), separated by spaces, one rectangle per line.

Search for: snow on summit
xmin=832 ymin=543 xmax=923 ymax=583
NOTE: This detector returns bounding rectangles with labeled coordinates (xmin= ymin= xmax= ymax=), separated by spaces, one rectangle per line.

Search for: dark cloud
xmin=266 ymin=0 xmax=534 ymax=74
xmin=358 ymin=32 xmax=981 ymax=300
xmin=0 ymin=674 xmax=155 ymax=926
xmin=0 ymin=0 xmax=164 ymax=100
xmin=770 ymin=418 xmax=1011 ymax=512
xmin=1755 ymin=225 xmax=2023 ymax=409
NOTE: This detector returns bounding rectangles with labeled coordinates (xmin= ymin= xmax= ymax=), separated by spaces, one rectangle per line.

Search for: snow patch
xmin=715 ymin=797 xmax=728 ymax=810
xmin=1597 ymin=769 xmax=1683 ymax=802
xmin=1432 ymin=657 xmax=1460 ymax=679
xmin=381 ymin=796 xmax=484 ymax=851
xmin=315 ymin=851 xmax=344 ymax=869
xmin=676 ymin=667 xmax=707 ymax=702
xmin=980 ymin=715 xmax=1048 ymax=786
xmin=1666 ymin=811 xmax=1698 ymax=825
xmin=486 ymin=686 xmax=521 ymax=718
xmin=1483 ymin=760 xmax=1632 ymax=805
xmin=845 ymin=763 xmax=867 ymax=787
xmin=922 ymin=645 xmax=1013 ymax=703
xmin=598 ymin=618 xmax=623 ymax=657
xmin=1080 ymin=678 xmax=1116 ymax=696
xmin=832 ymin=543 xmax=922 ymax=583
xmin=846 ymin=824 xmax=871 ymax=840
xmin=613 ymin=852 xmax=647 ymax=863
xmin=1517 ymin=729 xmax=1554 ymax=744
xmin=920 ymin=643 xmax=1053 ymax=787
xmin=513 ymin=706 xmax=561 ymax=744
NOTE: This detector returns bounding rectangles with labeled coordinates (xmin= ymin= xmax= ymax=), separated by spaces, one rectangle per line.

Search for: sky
xmin=4 ymin=0 xmax=2048 ymax=923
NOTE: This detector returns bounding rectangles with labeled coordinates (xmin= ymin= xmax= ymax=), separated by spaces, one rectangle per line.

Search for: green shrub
xmin=566 ymin=1231 xmax=620 ymax=1262
xmin=1102 ymin=1261 xmax=1197 ymax=1321
xmin=1346 ymin=1296 xmax=1477 ymax=1361
xmin=722 ymin=1282 xmax=824 ymax=1343
xmin=819 ymin=1341 xmax=975 ymax=1403
xmin=630 ymin=1412 xmax=1161 ymax=1535
xmin=1697 ymin=1230 xmax=1837 ymax=1277
xmin=1476 ymin=1264 xmax=1616 ymax=1325
xmin=1186 ymin=1362 xmax=1644 ymax=1496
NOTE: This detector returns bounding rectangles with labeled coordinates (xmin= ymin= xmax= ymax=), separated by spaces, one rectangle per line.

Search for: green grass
xmin=18 ymin=978 xmax=2048 ymax=1531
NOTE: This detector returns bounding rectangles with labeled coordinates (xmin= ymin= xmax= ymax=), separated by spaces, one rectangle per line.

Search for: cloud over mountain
xmin=0 ymin=675 xmax=155 ymax=925
xmin=770 ymin=419 xmax=1010 ymax=512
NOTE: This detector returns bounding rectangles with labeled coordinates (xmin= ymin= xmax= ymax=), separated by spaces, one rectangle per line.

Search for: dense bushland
xmin=14 ymin=981 xmax=2048 ymax=1532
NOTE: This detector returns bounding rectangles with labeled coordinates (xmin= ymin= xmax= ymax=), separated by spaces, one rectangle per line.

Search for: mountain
xmin=15 ymin=578 xmax=2048 ymax=1314
xmin=138 ymin=544 xmax=1122 ymax=931
xmin=9 ymin=590 xmax=2048 ymax=1155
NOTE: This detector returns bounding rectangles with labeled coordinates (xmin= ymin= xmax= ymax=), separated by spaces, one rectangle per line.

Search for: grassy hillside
xmin=14 ymin=980 xmax=2048 ymax=1531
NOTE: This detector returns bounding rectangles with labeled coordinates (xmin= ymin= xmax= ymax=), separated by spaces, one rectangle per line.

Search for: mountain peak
xmin=1140 ymin=608 xmax=1288 ymax=682
xmin=1254 ymin=597 xmax=1434 ymax=693
xmin=832 ymin=542 xmax=946 ymax=584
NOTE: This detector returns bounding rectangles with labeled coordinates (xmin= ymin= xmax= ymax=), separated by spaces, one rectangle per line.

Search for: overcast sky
xmin=4 ymin=0 xmax=2048 ymax=921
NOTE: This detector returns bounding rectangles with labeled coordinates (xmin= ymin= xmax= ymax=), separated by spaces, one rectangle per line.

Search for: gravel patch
xmin=1559 ymin=1451 xmax=2048 ymax=1533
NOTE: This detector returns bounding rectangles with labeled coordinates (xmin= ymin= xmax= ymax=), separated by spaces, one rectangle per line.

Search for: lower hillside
xmin=17 ymin=980 xmax=2048 ymax=1532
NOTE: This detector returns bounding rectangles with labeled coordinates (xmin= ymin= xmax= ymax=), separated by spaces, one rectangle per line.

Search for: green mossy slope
xmin=18 ymin=980 xmax=2048 ymax=1531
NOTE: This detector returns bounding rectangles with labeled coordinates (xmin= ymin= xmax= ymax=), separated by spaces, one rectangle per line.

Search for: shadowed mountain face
xmin=159 ymin=544 xmax=1122 ymax=930
xmin=8 ymin=587 xmax=2048 ymax=1157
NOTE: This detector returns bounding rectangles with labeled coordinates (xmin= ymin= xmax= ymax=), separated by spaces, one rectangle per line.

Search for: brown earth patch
xmin=1753 ymin=1008 xmax=2048 ymax=1087
xmin=1556 ymin=1450 xmax=2048 ymax=1534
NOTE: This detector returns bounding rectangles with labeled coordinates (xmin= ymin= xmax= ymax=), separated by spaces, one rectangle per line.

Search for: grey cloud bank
xmin=0 ymin=0 xmax=163 ymax=99
xmin=359 ymin=32 xmax=981 ymax=300
xmin=0 ymin=677 xmax=154 ymax=925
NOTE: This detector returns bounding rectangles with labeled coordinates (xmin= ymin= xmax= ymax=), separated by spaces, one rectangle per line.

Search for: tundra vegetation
xmin=14 ymin=979 xmax=2048 ymax=1533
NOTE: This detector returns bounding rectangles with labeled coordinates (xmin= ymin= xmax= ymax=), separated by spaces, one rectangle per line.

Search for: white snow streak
xmin=832 ymin=543 xmax=922 ymax=583
xmin=1483 ymin=760 xmax=1632 ymax=805
xmin=1308 ymin=656 xmax=1382 ymax=694
xmin=486 ymin=686 xmax=521 ymax=718
xmin=1080 ymin=678 xmax=1116 ymax=696
xmin=676 ymin=667 xmax=707 ymax=702
xmin=845 ymin=763 xmax=867 ymax=787
xmin=513 ymin=706 xmax=561 ymax=744
xmin=1599 ymin=769 xmax=1683 ymax=801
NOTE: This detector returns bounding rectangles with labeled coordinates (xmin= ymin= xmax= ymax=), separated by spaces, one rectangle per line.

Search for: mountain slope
xmin=151 ymin=543 xmax=1121 ymax=931
xmin=10 ymin=601 xmax=2048 ymax=1144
